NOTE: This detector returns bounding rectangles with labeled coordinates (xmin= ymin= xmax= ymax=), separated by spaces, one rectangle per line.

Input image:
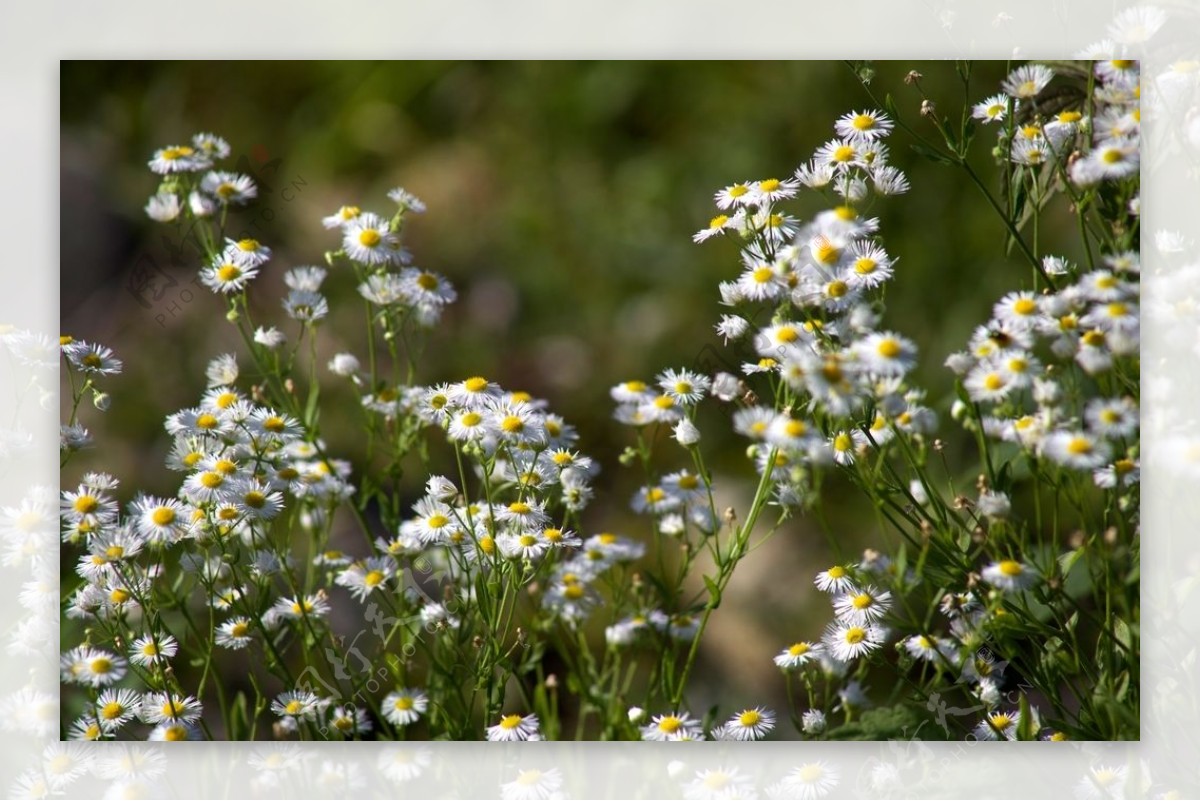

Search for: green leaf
xmin=1112 ymin=618 xmax=1134 ymax=652
xmin=1017 ymin=693 xmax=1036 ymax=740
xmin=884 ymin=93 xmax=898 ymax=119
xmin=1057 ymin=547 xmax=1086 ymax=578
xmin=910 ymin=142 xmax=955 ymax=166
xmin=703 ymin=575 xmax=722 ymax=609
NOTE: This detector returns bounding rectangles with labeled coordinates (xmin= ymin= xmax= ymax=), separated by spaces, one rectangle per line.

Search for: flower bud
xmin=673 ymin=418 xmax=701 ymax=447
xmin=328 ymin=353 xmax=361 ymax=377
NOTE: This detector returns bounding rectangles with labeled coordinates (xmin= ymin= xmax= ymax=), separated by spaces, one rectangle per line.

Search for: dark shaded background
xmin=61 ymin=61 xmax=1082 ymax=733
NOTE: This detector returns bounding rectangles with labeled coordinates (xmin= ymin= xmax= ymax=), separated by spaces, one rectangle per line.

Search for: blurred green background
xmin=60 ymin=61 xmax=1083 ymax=735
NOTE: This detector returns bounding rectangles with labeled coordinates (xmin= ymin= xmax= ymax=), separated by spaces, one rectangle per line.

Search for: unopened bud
xmin=904 ymin=70 xmax=923 ymax=84
xmin=920 ymin=99 xmax=937 ymax=117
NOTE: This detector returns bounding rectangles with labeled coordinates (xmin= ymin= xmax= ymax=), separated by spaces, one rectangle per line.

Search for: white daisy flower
xmin=640 ymin=711 xmax=704 ymax=741
xmin=774 ymin=641 xmax=821 ymax=670
xmin=835 ymin=109 xmax=893 ymax=141
xmin=95 ymin=688 xmax=143 ymax=732
xmin=981 ymin=558 xmax=1039 ymax=592
xmin=283 ymin=290 xmax=329 ymax=323
xmin=832 ymin=585 xmax=893 ymax=624
xmin=387 ymin=187 xmax=426 ymax=212
xmin=486 ymin=713 xmax=540 ymax=741
xmin=139 ymin=692 xmax=202 ymax=724
xmin=974 ymin=709 xmax=1021 ymax=740
xmin=149 ymin=144 xmax=209 ymax=174
xmin=972 ymin=93 xmax=1010 ymax=123
xmin=322 ymin=204 xmax=362 ymax=229
xmin=128 ymin=634 xmax=178 ymax=668
xmin=720 ymin=707 xmax=775 ymax=741
xmin=1042 ymin=430 xmax=1112 ymax=469
xmin=814 ymin=565 xmax=855 ymax=594
xmin=145 ymin=192 xmax=181 ymax=222
xmin=1002 ymin=64 xmax=1054 ymax=98
xmin=822 ymin=620 xmax=884 ymax=661
xmin=692 ymin=211 xmax=741 ymax=243
xmin=271 ymin=691 xmax=323 ymax=721
xmin=343 ymin=212 xmax=400 ymax=265
xmin=657 ymin=368 xmax=711 ymax=405
xmin=335 ymin=557 xmax=397 ymax=601
xmin=382 ymin=688 xmax=429 ymax=727
xmin=200 ymin=171 xmax=257 ymax=205
xmin=714 ymin=182 xmax=755 ymax=209
xmin=215 ymin=617 xmax=253 ymax=650
xmin=854 ymin=332 xmax=917 ymax=377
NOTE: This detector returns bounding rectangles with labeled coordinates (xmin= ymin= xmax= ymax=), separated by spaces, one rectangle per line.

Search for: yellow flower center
xmin=834 ymin=433 xmax=853 ymax=452
xmin=90 ymin=657 xmax=113 ymax=674
xmin=678 ymin=475 xmax=699 ymax=490
xmin=508 ymin=502 xmax=532 ymax=515
xmin=1057 ymin=110 xmax=1082 ymax=123
xmin=216 ymin=264 xmax=242 ymax=283
xmin=1013 ymin=297 xmax=1037 ymax=315
xmin=876 ymin=338 xmax=901 ymax=358
xmin=623 ymin=380 xmax=646 ymax=392
xmin=236 ymin=239 xmax=259 ymax=252
xmin=501 ymin=415 xmax=524 ymax=433
xmin=738 ymin=709 xmax=761 ymax=726
xmin=998 ymin=560 xmax=1023 ymax=577
xmin=518 ymin=534 xmax=538 ymax=548
xmin=230 ymin=622 xmax=249 ymax=638
xmin=395 ymin=697 xmax=414 ymax=711
xmin=852 ymin=113 xmax=876 ymax=130
xmin=798 ymin=764 xmax=823 ymax=783
xmin=364 ymin=570 xmax=385 ymax=587
xmin=852 ymin=593 xmax=873 ymax=609
xmin=358 ymin=229 xmax=381 ymax=247
xmin=784 ymin=420 xmax=807 ymax=437
xmin=101 ymin=701 xmax=125 ymax=720
xmin=827 ymin=566 xmax=846 ymax=579
xmin=426 ymin=514 xmax=450 ymax=529
xmin=1067 ymin=437 xmax=1093 ymax=455
xmin=416 ymin=272 xmax=439 ymax=290
xmin=814 ymin=240 xmax=841 ymax=265
xmin=73 ymin=495 xmax=99 ymax=514
xmin=499 ymin=714 xmax=523 ymax=730
xmin=788 ymin=642 xmax=809 ymax=656
xmin=826 ymin=280 xmax=848 ymax=298
xmin=708 ymin=214 xmax=729 ymax=230
xmin=285 ymin=700 xmax=304 ymax=715
xmin=162 ymin=146 xmax=194 ymax=160
xmin=844 ymin=627 xmax=866 ymax=644
xmin=104 ymin=545 xmax=125 ymax=560
xmin=832 ymin=145 xmax=856 ymax=162
xmin=110 ymin=588 xmax=130 ymax=604
xmin=854 ymin=257 xmax=877 ymax=275
xmin=728 ymin=184 xmax=749 ymax=198
xmin=984 ymin=373 xmax=1005 ymax=392
xmin=199 ymin=472 xmax=224 ymax=489
xmin=657 ymin=716 xmax=682 ymax=734
xmin=759 ymin=178 xmax=781 ymax=193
